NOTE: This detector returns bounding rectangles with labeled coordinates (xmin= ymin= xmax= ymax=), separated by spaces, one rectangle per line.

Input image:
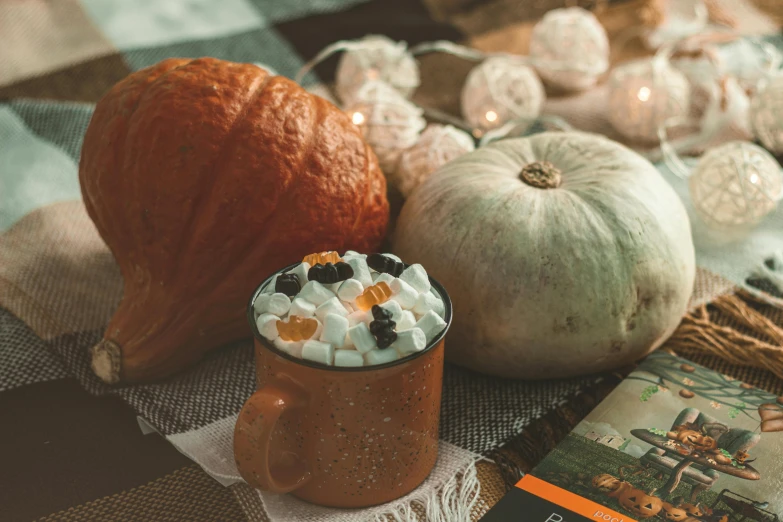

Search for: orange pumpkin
xmin=607 ymin=481 xmax=632 ymax=499
xmin=713 ymin=453 xmax=732 ymax=465
xmin=618 ymin=487 xmax=663 ymax=519
xmin=80 ymin=58 xmax=388 ymax=383
xmin=681 ymin=503 xmax=703 ymax=517
xmin=592 ymin=473 xmax=622 ymax=492
xmin=734 ymin=449 xmax=750 ymax=463
xmin=661 ymin=502 xmax=689 ymax=521
xmin=676 ymin=430 xmax=702 ymax=446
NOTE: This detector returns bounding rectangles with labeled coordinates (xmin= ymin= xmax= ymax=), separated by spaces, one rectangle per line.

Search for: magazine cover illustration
xmin=483 ymin=352 xmax=783 ymax=522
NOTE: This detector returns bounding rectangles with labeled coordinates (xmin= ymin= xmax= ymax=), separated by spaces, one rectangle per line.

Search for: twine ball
xmin=461 ymin=56 xmax=545 ymax=132
xmin=335 ymin=35 xmax=420 ymax=105
xmin=529 ymin=7 xmax=610 ymax=92
xmin=344 ymin=80 xmax=426 ymax=173
xmin=608 ymin=58 xmax=691 ymax=143
xmin=689 ymin=141 xmax=782 ymax=229
xmin=750 ymin=74 xmax=783 ymax=154
xmin=394 ymin=124 xmax=475 ymax=198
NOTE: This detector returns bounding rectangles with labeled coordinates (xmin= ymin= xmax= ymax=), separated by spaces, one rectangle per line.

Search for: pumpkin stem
xmin=91 ymin=340 xmax=122 ymax=384
xmin=519 ymin=161 xmax=562 ymax=189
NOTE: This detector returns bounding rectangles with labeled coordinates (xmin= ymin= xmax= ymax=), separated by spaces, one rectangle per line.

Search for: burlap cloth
xmin=1 ymin=0 xmax=782 ymax=520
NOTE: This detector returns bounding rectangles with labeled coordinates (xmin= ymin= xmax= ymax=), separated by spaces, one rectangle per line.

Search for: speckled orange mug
xmin=234 ymin=264 xmax=452 ymax=508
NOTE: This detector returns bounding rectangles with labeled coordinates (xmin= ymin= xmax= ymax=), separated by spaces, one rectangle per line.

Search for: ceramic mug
xmin=234 ymin=263 xmax=452 ymax=508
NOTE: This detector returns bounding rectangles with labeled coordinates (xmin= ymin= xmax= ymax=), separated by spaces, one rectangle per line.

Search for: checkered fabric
xmin=1 ymin=0 xmax=782 ymax=521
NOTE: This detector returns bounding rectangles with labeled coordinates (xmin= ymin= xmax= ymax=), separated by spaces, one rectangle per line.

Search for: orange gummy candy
xmin=302 ymin=251 xmax=342 ymax=266
xmin=277 ymin=316 xmax=318 ymax=342
xmin=355 ymin=282 xmax=392 ymax=311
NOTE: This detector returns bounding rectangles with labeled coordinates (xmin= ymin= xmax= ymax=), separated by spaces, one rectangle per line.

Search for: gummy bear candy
xmin=303 ymin=251 xmax=341 ymax=266
xmin=355 ymin=282 xmax=392 ymax=311
xmin=275 ymin=273 xmax=301 ymax=297
xmin=277 ymin=316 xmax=318 ymax=342
xmin=370 ymin=305 xmax=397 ymax=348
xmin=367 ymin=253 xmax=404 ymax=277
xmin=308 ymin=262 xmax=354 ymax=284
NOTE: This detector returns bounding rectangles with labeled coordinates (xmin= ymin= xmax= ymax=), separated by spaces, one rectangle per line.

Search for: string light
xmin=688 ymin=141 xmax=782 ymax=229
xmin=608 ymin=57 xmax=690 ymax=143
xmin=343 ymin=81 xmax=425 ymax=173
xmin=637 ymin=87 xmax=651 ymax=102
xmin=461 ymin=56 xmax=545 ymax=131
xmin=528 ymin=7 xmax=609 ymax=92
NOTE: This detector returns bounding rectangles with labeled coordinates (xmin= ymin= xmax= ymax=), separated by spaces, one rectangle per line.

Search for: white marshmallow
xmin=415 ymin=310 xmax=447 ymax=342
xmin=347 ymin=257 xmax=373 ymax=287
xmin=365 ymin=348 xmax=399 ymax=365
xmin=320 ymin=313 xmax=349 ymax=347
xmin=347 ymin=310 xmax=370 ymax=327
xmin=400 ymin=264 xmax=430 ymax=294
xmin=396 ymin=310 xmax=416 ymax=331
xmin=342 ymin=301 xmax=355 ymax=313
xmin=343 ymin=250 xmax=366 ymax=260
xmin=299 ymin=280 xmax=335 ymax=306
xmin=378 ymin=299 xmax=403 ymax=323
xmin=274 ymin=338 xmax=304 ymax=358
xmin=287 ymin=262 xmax=310 ymax=286
xmin=348 ymin=322 xmax=377 ymax=354
xmin=335 ymin=350 xmax=364 ymax=367
xmin=302 ymin=340 xmax=334 ymax=365
xmin=390 ymin=278 xmax=418 ymax=309
xmin=262 ymin=274 xmax=278 ymax=294
xmin=311 ymin=319 xmax=323 ymax=340
xmin=372 ymin=272 xmax=395 ymax=285
xmin=393 ymin=328 xmax=427 ymax=356
xmin=254 ymin=293 xmax=291 ymax=316
xmin=315 ymin=297 xmax=349 ymax=321
xmin=337 ymin=278 xmax=364 ymax=302
xmin=289 ymin=298 xmax=316 ymax=318
xmin=413 ymin=291 xmax=445 ymax=318
xmin=343 ymin=331 xmax=355 ymax=348
xmin=256 ymin=313 xmax=280 ymax=340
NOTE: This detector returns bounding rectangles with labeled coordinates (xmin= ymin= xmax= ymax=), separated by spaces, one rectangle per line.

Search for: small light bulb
xmin=749 ymin=173 xmax=760 ymax=184
xmin=352 ymin=112 xmax=365 ymax=125
xmin=485 ymin=110 xmax=498 ymax=123
xmin=637 ymin=87 xmax=651 ymax=102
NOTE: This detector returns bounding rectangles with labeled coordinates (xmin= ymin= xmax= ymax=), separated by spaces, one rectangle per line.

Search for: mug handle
xmin=233 ymin=377 xmax=311 ymax=493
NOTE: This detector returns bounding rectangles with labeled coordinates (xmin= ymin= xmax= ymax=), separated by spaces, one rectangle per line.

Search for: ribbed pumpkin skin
xmin=80 ymin=58 xmax=388 ymax=383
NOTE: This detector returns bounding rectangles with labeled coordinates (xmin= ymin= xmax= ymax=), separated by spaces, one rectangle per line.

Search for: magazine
xmin=482 ymin=352 xmax=783 ymax=522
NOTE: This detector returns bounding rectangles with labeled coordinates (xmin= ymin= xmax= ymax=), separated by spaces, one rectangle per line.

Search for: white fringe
xmin=372 ymin=459 xmax=481 ymax=522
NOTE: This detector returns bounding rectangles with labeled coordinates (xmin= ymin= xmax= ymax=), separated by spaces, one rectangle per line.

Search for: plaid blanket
xmin=2 ymin=0 xmax=782 ymax=521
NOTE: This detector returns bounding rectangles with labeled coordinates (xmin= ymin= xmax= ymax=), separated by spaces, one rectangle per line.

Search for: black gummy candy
xmin=371 ymin=305 xmax=393 ymax=321
xmin=308 ymin=262 xmax=354 ymax=284
xmin=367 ymin=253 xmax=404 ymax=277
xmin=370 ymin=305 xmax=397 ymax=349
xmin=275 ymin=273 xmax=300 ymax=297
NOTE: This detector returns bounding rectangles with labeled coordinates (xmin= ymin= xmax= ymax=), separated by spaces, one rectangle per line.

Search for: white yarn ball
xmin=750 ymin=74 xmax=783 ymax=154
xmin=690 ymin=141 xmax=782 ymax=229
xmin=335 ymin=35 xmax=420 ymax=105
xmin=344 ymin=81 xmax=426 ymax=173
xmin=529 ymin=7 xmax=609 ymax=92
xmin=394 ymin=124 xmax=475 ymax=198
xmin=461 ymin=56 xmax=545 ymax=132
xmin=607 ymin=58 xmax=691 ymax=143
